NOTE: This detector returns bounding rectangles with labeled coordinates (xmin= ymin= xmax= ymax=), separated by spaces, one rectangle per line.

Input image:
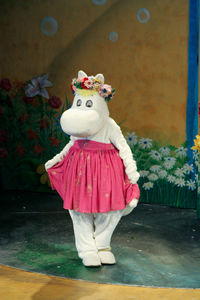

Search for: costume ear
xmin=78 ymin=70 xmax=88 ymax=78
xmin=95 ymin=73 xmax=104 ymax=84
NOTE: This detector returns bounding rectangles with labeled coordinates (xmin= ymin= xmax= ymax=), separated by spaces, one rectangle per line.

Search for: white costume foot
xmin=82 ymin=252 xmax=101 ymax=267
xmin=98 ymin=251 xmax=116 ymax=265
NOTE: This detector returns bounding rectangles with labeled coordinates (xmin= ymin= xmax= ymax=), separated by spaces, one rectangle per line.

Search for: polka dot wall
xmin=0 ymin=0 xmax=190 ymax=145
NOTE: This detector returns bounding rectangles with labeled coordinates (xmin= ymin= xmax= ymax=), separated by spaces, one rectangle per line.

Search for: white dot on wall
xmin=40 ymin=17 xmax=58 ymax=36
xmin=93 ymin=0 xmax=107 ymax=5
xmin=137 ymin=8 xmax=150 ymax=23
xmin=109 ymin=32 xmax=118 ymax=42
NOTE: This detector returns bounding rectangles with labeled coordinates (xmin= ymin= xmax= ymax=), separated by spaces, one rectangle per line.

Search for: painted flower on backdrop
xmin=164 ymin=157 xmax=176 ymax=165
xmin=148 ymin=173 xmax=158 ymax=181
xmin=125 ymin=132 xmax=138 ymax=147
xmin=174 ymin=146 xmax=187 ymax=158
xmin=142 ymin=182 xmax=154 ymax=190
xmin=174 ymin=168 xmax=185 ymax=177
xmin=149 ymin=150 xmax=162 ymax=161
xmin=183 ymin=163 xmax=194 ymax=174
xmin=191 ymin=135 xmax=200 ymax=153
xmin=139 ymin=170 xmax=149 ymax=177
xmin=163 ymin=161 xmax=174 ymax=170
xmin=159 ymin=146 xmax=171 ymax=156
xmin=186 ymin=179 xmax=196 ymax=191
xmin=48 ymin=95 xmax=62 ymax=109
xmin=25 ymin=74 xmax=52 ymax=99
xmin=167 ymin=175 xmax=176 ymax=183
xmin=0 ymin=78 xmax=12 ymax=91
xmin=175 ymin=178 xmax=185 ymax=187
xmin=150 ymin=165 xmax=161 ymax=173
xmin=138 ymin=138 xmax=152 ymax=149
xmin=158 ymin=170 xmax=167 ymax=178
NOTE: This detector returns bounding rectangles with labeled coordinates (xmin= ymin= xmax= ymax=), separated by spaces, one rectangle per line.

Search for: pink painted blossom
xmin=0 ymin=78 xmax=12 ymax=91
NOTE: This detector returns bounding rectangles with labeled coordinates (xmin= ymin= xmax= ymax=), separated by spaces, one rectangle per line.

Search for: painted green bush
xmin=124 ymin=132 xmax=198 ymax=208
xmin=0 ymin=75 xmax=70 ymax=191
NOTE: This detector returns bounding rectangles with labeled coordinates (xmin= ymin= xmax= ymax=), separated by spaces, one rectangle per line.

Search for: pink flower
xmin=0 ymin=148 xmax=8 ymax=158
xmin=48 ymin=95 xmax=62 ymax=109
xmin=84 ymin=79 xmax=93 ymax=89
xmin=0 ymin=130 xmax=8 ymax=143
xmin=0 ymin=78 xmax=12 ymax=91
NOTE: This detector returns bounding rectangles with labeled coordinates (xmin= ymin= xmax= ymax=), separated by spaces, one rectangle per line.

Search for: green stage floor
xmin=0 ymin=191 xmax=200 ymax=288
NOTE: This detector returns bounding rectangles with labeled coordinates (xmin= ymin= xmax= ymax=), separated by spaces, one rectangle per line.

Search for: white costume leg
xmin=93 ymin=210 xmax=123 ymax=264
xmin=68 ymin=210 xmax=101 ymax=266
xmin=94 ymin=210 xmax=123 ymax=250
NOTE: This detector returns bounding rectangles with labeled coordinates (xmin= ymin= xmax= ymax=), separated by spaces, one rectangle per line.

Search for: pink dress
xmin=47 ymin=139 xmax=140 ymax=213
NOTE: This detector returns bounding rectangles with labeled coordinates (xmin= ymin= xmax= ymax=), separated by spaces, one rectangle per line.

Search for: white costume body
xmin=45 ymin=71 xmax=140 ymax=266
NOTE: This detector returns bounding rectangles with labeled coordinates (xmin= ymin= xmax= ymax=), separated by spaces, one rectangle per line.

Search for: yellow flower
xmin=191 ymin=135 xmax=200 ymax=153
xmin=36 ymin=164 xmax=51 ymax=186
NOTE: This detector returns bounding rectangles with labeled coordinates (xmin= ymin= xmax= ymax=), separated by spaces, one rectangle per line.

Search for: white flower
xmin=139 ymin=138 xmax=152 ymax=149
xmin=159 ymin=146 xmax=171 ymax=156
xmin=167 ymin=175 xmax=176 ymax=183
xmin=195 ymin=160 xmax=199 ymax=167
xmin=139 ymin=170 xmax=149 ymax=177
xmin=150 ymin=150 xmax=162 ymax=161
xmin=174 ymin=147 xmax=187 ymax=158
xmin=175 ymin=178 xmax=185 ymax=187
xmin=183 ymin=163 xmax=194 ymax=174
xmin=186 ymin=179 xmax=196 ymax=191
xmin=158 ymin=170 xmax=167 ymax=178
xmin=163 ymin=161 xmax=174 ymax=170
xmin=150 ymin=165 xmax=161 ymax=173
xmin=164 ymin=157 xmax=176 ymax=164
xmin=193 ymin=150 xmax=199 ymax=161
xmin=174 ymin=168 xmax=185 ymax=177
xmin=142 ymin=182 xmax=154 ymax=190
xmin=148 ymin=173 xmax=159 ymax=181
xmin=125 ymin=132 xmax=138 ymax=147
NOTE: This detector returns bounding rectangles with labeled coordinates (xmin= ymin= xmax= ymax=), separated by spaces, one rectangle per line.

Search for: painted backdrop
xmin=0 ymin=0 xmax=199 ymax=210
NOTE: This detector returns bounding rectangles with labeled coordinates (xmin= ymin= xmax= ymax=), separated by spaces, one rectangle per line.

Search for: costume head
xmin=60 ymin=70 xmax=115 ymax=138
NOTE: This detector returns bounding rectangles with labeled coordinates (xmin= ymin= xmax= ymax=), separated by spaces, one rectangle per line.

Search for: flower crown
xmin=71 ymin=76 xmax=115 ymax=102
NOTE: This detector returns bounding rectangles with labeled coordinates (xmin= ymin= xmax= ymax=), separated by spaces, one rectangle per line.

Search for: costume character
xmin=45 ymin=70 xmax=140 ymax=267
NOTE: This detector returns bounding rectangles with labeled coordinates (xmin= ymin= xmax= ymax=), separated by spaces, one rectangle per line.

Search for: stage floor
xmin=0 ymin=191 xmax=200 ymax=289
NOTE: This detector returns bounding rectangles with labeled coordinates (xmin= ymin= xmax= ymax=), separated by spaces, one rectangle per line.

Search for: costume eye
xmin=77 ymin=99 xmax=82 ymax=106
xmin=86 ymin=100 xmax=93 ymax=107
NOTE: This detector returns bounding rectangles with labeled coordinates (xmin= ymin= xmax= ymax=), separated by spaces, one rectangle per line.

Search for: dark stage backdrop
xmin=0 ymin=0 xmax=199 ymax=214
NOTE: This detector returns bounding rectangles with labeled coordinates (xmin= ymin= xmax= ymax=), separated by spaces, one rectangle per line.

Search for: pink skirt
xmin=47 ymin=139 xmax=140 ymax=213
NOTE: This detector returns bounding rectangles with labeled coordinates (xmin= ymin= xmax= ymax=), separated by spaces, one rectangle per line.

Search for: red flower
xmin=0 ymin=78 xmax=12 ymax=91
xmin=48 ymin=96 xmax=62 ymax=109
xmin=33 ymin=144 xmax=45 ymax=154
xmin=23 ymin=96 xmax=34 ymax=104
xmin=27 ymin=129 xmax=38 ymax=140
xmin=39 ymin=118 xmax=48 ymax=129
xmin=16 ymin=142 xmax=25 ymax=156
xmin=0 ymin=130 xmax=8 ymax=143
xmin=0 ymin=147 xmax=8 ymax=158
xmin=81 ymin=78 xmax=89 ymax=89
xmin=49 ymin=134 xmax=61 ymax=149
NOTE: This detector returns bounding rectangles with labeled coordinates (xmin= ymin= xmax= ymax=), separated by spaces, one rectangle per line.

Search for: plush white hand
xmin=128 ymin=198 xmax=138 ymax=208
xmin=122 ymin=198 xmax=138 ymax=217
xmin=45 ymin=157 xmax=59 ymax=170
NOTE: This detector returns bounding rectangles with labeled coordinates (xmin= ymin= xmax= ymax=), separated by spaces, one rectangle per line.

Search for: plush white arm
xmin=109 ymin=118 xmax=140 ymax=184
xmin=45 ymin=136 xmax=75 ymax=170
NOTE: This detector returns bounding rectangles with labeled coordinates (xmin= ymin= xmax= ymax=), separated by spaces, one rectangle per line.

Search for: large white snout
xmin=60 ymin=108 xmax=106 ymax=137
